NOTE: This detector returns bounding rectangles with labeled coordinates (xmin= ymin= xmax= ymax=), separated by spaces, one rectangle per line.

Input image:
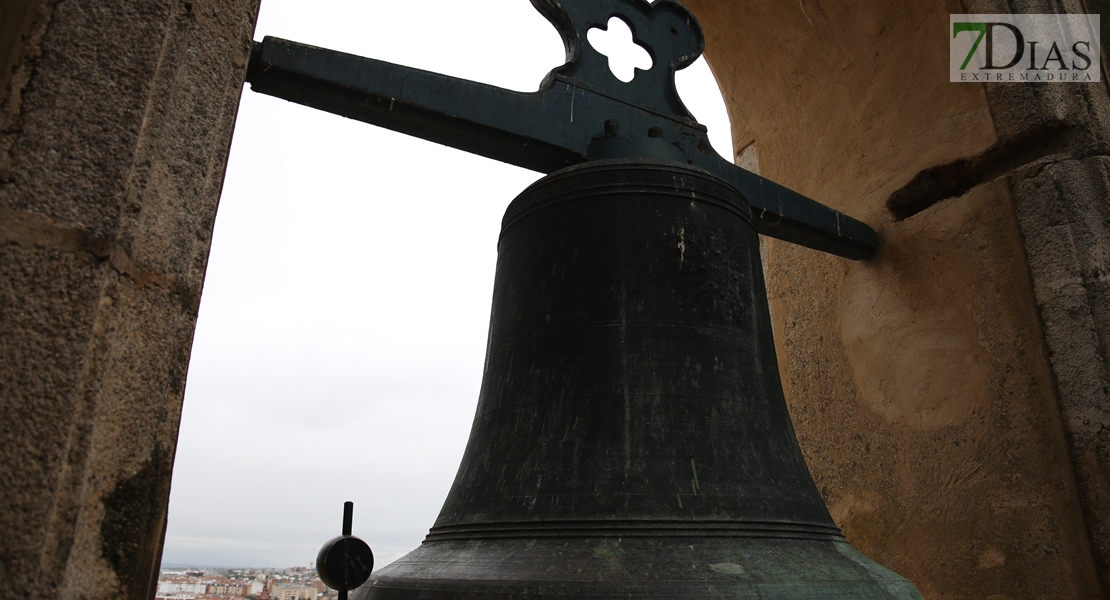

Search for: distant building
xmin=206 ymin=582 xmax=249 ymax=595
xmin=271 ymin=585 xmax=317 ymax=600
xmin=157 ymin=581 xmax=208 ymax=595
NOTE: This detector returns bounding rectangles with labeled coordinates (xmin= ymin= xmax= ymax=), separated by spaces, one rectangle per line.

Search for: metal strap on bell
xmin=246 ymin=0 xmax=923 ymax=597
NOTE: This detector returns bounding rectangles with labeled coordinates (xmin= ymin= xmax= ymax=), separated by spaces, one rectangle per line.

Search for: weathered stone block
xmin=0 ymin=0 xmax=259 ymax=596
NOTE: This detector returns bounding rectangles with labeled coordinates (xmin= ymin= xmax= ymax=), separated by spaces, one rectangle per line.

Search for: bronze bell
xmin=357 ymin=160 xmax=922 ymax=598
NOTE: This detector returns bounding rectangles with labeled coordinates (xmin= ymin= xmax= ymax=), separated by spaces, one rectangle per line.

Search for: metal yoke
xmin=245 ymin=0 xmax=879 ymax=260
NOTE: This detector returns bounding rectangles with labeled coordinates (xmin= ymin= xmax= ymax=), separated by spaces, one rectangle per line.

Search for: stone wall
xmin=0 ymin=0 xmax=259 ymax=597
xmin=683 ymin=0 xmax=1109 ymax=597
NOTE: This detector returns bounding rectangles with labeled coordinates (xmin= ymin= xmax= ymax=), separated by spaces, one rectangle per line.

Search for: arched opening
xmin=164 ymin=1 xmax=1106 ymax=596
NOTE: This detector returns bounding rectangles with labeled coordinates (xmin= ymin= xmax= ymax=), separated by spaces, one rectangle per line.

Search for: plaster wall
xmin=0 ymin=0 xmax=259 ymax=597
xmin=684 ymin=0 xmax=1108 ymax=597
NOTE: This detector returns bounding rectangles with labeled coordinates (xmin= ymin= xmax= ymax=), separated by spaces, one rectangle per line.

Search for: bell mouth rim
xmin=502 ymin=159 xmax=752 ymax=237
xmin=360 ymin=536 xmax=923 ymax=599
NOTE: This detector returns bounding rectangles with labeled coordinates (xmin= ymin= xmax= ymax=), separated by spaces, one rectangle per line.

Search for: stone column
xmin=0 ymin=0 xmax=259 ymax=597
xmin=970 ymin=3 xmax=1110 ymax=592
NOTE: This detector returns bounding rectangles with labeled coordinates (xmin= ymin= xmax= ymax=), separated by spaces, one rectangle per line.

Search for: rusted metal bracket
xmin=246 ymin=0 xmax=878 ymax=259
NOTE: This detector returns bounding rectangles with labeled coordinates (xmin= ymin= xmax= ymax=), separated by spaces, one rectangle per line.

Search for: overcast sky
xmin=162 ymin=0 xmax=734 ymax=569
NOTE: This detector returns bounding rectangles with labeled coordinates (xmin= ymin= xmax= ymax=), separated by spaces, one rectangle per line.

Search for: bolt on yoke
xmin=246 ymin=0 xmax=878 ymax=259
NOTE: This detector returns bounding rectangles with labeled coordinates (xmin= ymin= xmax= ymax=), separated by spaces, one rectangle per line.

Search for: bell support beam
xmin=246 ymin=37 xmax=878 ymax=260
xmin=246 ymin=38 xmax=584 ymax=174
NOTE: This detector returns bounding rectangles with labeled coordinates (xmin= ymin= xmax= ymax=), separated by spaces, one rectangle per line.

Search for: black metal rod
xmin=343 ymin=501 xmax=353 ymax=537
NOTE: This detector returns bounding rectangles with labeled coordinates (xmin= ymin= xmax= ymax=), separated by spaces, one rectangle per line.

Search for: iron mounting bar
xmin=245 ymin=0 xmax=878 ymax=259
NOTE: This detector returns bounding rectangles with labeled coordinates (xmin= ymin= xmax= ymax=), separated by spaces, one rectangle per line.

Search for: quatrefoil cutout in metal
xmin=532 ymin=0 xmax=705 ymax=121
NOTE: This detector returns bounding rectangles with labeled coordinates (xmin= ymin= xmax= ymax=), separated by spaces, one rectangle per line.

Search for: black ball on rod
xmin=317 ymin=501 xmax=374 ymax=600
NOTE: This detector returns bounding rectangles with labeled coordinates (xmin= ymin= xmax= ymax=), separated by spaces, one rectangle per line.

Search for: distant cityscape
xmin=156 ymin=566 xmax=336 ymax=600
